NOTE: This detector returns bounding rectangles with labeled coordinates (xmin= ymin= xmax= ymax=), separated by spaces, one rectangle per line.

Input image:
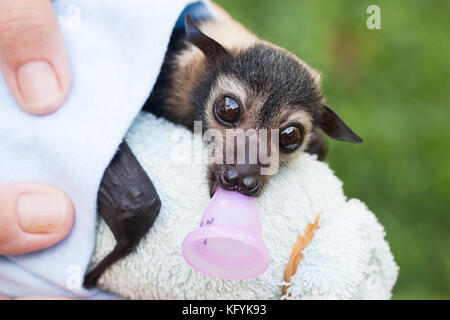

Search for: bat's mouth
xmin=209 ymin=179 xmax=219 ymax=198
xmin=208 ymin=167 xmax=219 ymax=198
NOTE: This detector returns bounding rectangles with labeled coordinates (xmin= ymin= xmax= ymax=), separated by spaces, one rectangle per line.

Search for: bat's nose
xmin=219 ymin=165 xmax=261 ymax=196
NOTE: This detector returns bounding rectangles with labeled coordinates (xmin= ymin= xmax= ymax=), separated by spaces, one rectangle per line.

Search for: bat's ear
xmin=316 ymin=105 xmax=363 ymax=143
xmin=185 ymin=13 xmax=228 ymax=61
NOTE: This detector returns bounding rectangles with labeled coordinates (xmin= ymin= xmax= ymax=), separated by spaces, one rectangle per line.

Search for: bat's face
xmin=185 ymin=15 xmax=362 ymax=197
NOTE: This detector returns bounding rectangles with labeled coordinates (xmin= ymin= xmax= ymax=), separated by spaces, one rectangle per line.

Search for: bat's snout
xmin=216 ymin=164 xmax=261 ymax=197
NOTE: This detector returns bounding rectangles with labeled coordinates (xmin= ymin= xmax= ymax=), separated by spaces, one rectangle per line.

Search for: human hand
xmin=0 ymin=182 xmax=75 ymax=299
xmin=0 ymin=182 xmax=74 ymax=255
xmin=0 ymin=0 xmax=71 ymax=115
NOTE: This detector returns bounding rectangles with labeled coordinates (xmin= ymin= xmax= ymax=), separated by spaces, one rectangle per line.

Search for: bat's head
xmin=185 ymin=14 xmax=362 ymax=197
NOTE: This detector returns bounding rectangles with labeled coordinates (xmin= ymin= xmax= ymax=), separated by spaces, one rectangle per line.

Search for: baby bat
xmin=83 ymin=13 xmax=362 ymax=288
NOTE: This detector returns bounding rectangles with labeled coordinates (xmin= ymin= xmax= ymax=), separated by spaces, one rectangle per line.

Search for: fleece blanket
xmin=90 ymin=112 xmax=399 ymax=299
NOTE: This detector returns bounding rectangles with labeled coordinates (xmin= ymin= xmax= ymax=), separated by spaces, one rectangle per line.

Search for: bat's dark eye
xmin=215 ymin=97 xmax=240 ymax=125
xmin=279 ymin=125 xmax=304 ymax=152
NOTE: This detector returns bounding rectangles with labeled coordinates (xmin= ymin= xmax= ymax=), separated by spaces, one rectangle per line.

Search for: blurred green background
xmin=215 ymin=0 xmax=450 ymax=299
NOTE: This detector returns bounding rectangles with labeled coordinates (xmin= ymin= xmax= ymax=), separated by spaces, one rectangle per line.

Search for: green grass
xmin=216 ymin=0 xmax=450 ymax=299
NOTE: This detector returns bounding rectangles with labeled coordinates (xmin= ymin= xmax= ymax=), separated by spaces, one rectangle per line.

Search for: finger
xmin=0 ymin=0 xmax=71 ymax=115
xmin=0 ymin=182 xmax=74 ymax=255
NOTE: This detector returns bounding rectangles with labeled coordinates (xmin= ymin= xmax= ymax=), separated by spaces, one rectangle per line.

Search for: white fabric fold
xmin=91 ymin=112 xmax=399 ymax=299
xmin=0 ymin=0 xmax=204 ymax=298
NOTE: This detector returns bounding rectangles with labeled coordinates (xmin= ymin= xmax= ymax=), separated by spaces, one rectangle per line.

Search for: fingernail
xmin=17 ymin=193 xmax=67 ymax=233
xmin=17 ymin=61 xmax=61 ymax=112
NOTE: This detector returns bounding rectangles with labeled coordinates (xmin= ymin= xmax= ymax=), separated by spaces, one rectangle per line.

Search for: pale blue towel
xmin=0 ymin=0 xmax=213 ymax=299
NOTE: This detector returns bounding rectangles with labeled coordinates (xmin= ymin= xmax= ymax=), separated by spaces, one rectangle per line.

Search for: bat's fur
xmin=143 ymin=14 xmax=362 ymax=196
xmin=84 ymin=14 xmax=362 ymax=288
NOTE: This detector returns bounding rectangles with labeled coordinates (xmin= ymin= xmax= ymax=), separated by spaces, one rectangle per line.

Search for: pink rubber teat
xmin=182 ymin=187 xmax=269 ymax=280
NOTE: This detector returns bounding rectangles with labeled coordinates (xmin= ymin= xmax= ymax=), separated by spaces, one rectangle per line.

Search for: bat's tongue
xmin=182 ymin=187 xmax=270 ymax=280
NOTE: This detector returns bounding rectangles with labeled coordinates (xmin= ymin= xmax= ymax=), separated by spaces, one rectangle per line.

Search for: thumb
xmin=0 ymin=0 xmax=71 ymax=115
xmin=0 ymin=182 xmax=74 ymax=255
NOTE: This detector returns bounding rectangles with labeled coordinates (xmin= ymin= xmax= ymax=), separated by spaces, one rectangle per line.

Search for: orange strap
xmin=282 ymin=214 xmax=320 ymax=296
